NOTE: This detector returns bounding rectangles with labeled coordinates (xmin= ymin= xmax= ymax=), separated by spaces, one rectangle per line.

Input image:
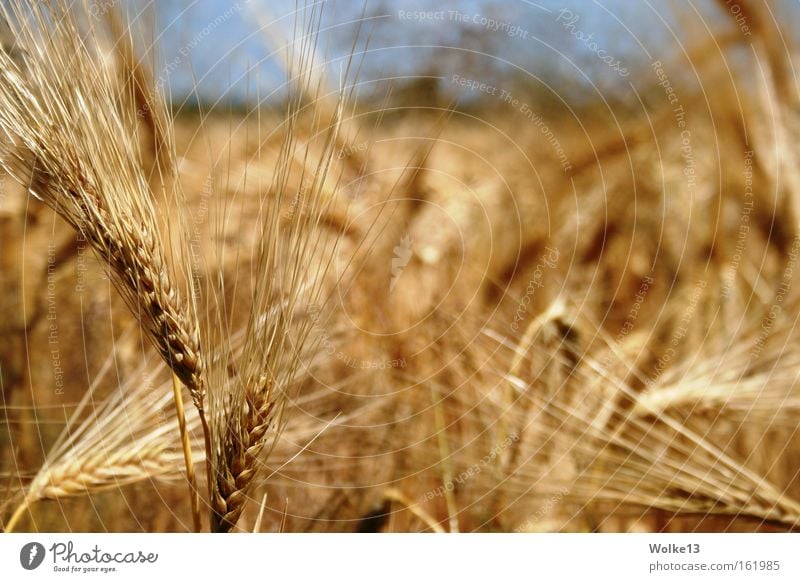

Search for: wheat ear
xmin=0 ymin=1 xmax=210 ymax=529
xmin=206 ymin=1 xmax=355 ymax=531
xmin=4 ymin=343 xmax=203 ymax=532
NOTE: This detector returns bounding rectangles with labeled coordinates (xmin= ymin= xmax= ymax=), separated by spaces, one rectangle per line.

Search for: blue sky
xmin=129 ymin=0 xmax=798 ymax=105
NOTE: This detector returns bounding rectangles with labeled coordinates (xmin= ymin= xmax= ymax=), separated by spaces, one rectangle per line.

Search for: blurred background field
xmin=3 ymin=0 xmax=800 ymax=532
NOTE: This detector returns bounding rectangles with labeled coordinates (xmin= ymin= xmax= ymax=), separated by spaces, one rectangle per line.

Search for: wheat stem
xmin=430 ymin=384 xmax=459 ymax=533
xmin=4 ymin=497 xmax=30 ymax=533
xmin=384 ymin=488 xmax=445 ymax=533
xmin=171 ymin=373 xmax=201 ymax=532
xmin=253 ymin=493 xmax=268 ymax=532
xmin=279 ymin=498 xmax=289 ymax=533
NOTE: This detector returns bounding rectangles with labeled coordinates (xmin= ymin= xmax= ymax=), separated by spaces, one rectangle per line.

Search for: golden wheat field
xmin=1 ymin=0 xmax=800 ymax=535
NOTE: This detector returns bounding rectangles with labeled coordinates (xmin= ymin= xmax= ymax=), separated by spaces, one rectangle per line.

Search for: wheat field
xmin=1 ymin=0 xmax=800 ymax=533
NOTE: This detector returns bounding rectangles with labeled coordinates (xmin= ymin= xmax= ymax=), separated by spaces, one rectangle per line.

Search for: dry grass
xmin=1 ymin=0 xmax=800 ymax=533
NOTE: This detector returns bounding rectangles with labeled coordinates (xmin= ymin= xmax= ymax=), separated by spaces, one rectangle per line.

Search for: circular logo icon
xmin=19 ymin=542 xmax=46 ymax=570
